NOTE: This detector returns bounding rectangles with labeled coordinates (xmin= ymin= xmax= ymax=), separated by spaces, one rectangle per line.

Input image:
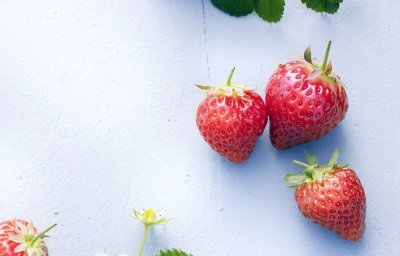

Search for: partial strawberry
xmin=265 ymin=41 xmax=348 ymax=149
xmin=196 ymin=68 xmax=268 ymax=163
xmin=284 ymin=149 xmax=366 ymax=241
xmin=0 ymin=220 xmax=56 ymax=256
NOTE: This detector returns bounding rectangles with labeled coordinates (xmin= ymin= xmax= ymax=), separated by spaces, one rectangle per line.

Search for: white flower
xmin=132 ymin=208 xmax=169 ymax=226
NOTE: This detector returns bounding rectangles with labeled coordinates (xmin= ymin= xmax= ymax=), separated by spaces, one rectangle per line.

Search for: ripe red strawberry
xmin=0 ymin=220 xmax=56 ymax=256
xmin=284 ymin=149 xmax=366 ymax=241
xmin=196 ymin=68 xmax=268 ymax=163
xmin=265 ymin=41 xmax=348 ymax=149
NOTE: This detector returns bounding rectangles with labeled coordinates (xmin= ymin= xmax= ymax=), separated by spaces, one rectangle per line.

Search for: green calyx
xmin=29 ymin=223 xmax=57 ymax=246
xmin=9 ymin=222 xmax=57 ymax=256
xmin=195 ymin=67 xmax=251 ymax=97
xmin=304 ymin=41 xmax=333 ymax=76
xmin=284 ymin=149 xmax=347 ymax=189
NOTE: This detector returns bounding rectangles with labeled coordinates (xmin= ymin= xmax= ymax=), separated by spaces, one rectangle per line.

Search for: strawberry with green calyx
xmin=265 ymin=41 xmax=348 ymax=149
xmin=284 ymin=149 xmax=366 ymax=241
xmin=0 ymin=220 xmax=57 ymax=256
xmin=196 ymin=68 xmax=268 ymax=163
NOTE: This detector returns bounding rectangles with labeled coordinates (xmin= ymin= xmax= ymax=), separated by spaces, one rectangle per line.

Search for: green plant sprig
xmin=133 ymin=208 xmax=193 ymax=256
xmin=211 ymin=0 xmax=344 ymax=23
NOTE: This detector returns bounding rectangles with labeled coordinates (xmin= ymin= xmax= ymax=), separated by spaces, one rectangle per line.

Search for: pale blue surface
xmin=0 ymin=0 xmax=399 ymax=255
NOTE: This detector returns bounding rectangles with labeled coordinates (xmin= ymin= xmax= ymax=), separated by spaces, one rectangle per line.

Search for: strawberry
xmin=284 ymin=149 xmax=366 ymax=241
xmin=196 ymin=68 xmax=268 ymax=163
xmin=265 ymin=41 xmax=348 ymax=149
xmin=0 ymin=220 xmax=56 ymax=256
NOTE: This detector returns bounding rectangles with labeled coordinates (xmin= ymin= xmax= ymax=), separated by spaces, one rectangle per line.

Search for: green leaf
xmin=254 ymin=0 xmax=285 ymax=22
xmin=156 ymin=249 xmax=193 ymax=256
xmin=211 ymin=0 xmax=254 ymax=17
xmin=306 ymin=152 xmax=318 ymax=165
xmin=301 ymin=0 xmax=343 ymax=14
xmin=284 ymin=173 xmax=306 ymax=183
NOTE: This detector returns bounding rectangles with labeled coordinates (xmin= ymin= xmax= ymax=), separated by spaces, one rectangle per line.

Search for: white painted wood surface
xmin=0 ymin=0 xmax=399 ymax=255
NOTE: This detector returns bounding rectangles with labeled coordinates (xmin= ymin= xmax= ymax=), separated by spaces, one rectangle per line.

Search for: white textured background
xmin=1 ymin=0 xmax=400 ymax=255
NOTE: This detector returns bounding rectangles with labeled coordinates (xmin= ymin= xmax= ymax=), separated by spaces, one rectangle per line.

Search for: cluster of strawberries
xmin=0 ymin=42 xmax=366 ymax=256
xmin=196 ymin=42 xmax=366 ymax=241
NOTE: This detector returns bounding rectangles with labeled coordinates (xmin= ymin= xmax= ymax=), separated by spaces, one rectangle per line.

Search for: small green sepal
xmin=195 ymin=68 xmax=252 ymax=97
xmin=287 ymin=183 xmax=305 ymax=189
xmin=284 ymin=173 xmax=306 ymax=183
xmin=306 ymin=152 xmax=318 ymax=165
xmin=304 ymin=46 xmax=312 ymax=64
xmin=325 ymin=60 xmax=333 ymax=75
xmin=292 ymin=160 xmax=309 ymax=168
xmin=327 ymin=148 xmax=339 ymax=168
xmin=195 ymin=84 xmax=213 ymax=90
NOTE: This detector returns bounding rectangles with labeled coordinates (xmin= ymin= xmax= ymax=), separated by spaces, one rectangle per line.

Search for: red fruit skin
xmin=265 ymin=60 xmax=348 ymax=149
xmin=196 ymin=90 xmax=268 ymax=163
xmin=0 ymin=220 xmax=48 ymax=256
xmin=295 ymin=168 xmax=366 ymax=241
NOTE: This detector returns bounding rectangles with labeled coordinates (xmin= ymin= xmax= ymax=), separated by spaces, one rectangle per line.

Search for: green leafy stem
xmin=133 ymin=208 xmax=193 ymax=256
xmin=211 ymin=0 xmax=344 ymax=23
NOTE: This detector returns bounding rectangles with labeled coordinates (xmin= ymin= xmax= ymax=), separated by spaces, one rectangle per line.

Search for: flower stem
xmin=30 ymin=223 xmax=57 ymax=246
xmin=321 ymin=41 xmax=332 ymax=71
xmin=138 ymin=225 xmax=149 ymax=256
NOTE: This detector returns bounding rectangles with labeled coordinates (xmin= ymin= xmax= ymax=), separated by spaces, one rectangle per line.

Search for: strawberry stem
xmin=226 ymin=67 xmax=235 ymax=87
xmin=30 ymin=223 xmax=57 ymax=246
xmin=321 ymin=41 xmax=332 ymax=72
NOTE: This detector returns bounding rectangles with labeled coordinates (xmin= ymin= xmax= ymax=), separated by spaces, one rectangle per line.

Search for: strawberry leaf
xmin=156 ymin=249 xmax=193 ymax=256
xmin=254 ymin=0 xmax=285 ymax=22
xmin=211 ymin=0 xmax=255 ymax=17
xmin=301 ymin=0 xmax=343 ymax=14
